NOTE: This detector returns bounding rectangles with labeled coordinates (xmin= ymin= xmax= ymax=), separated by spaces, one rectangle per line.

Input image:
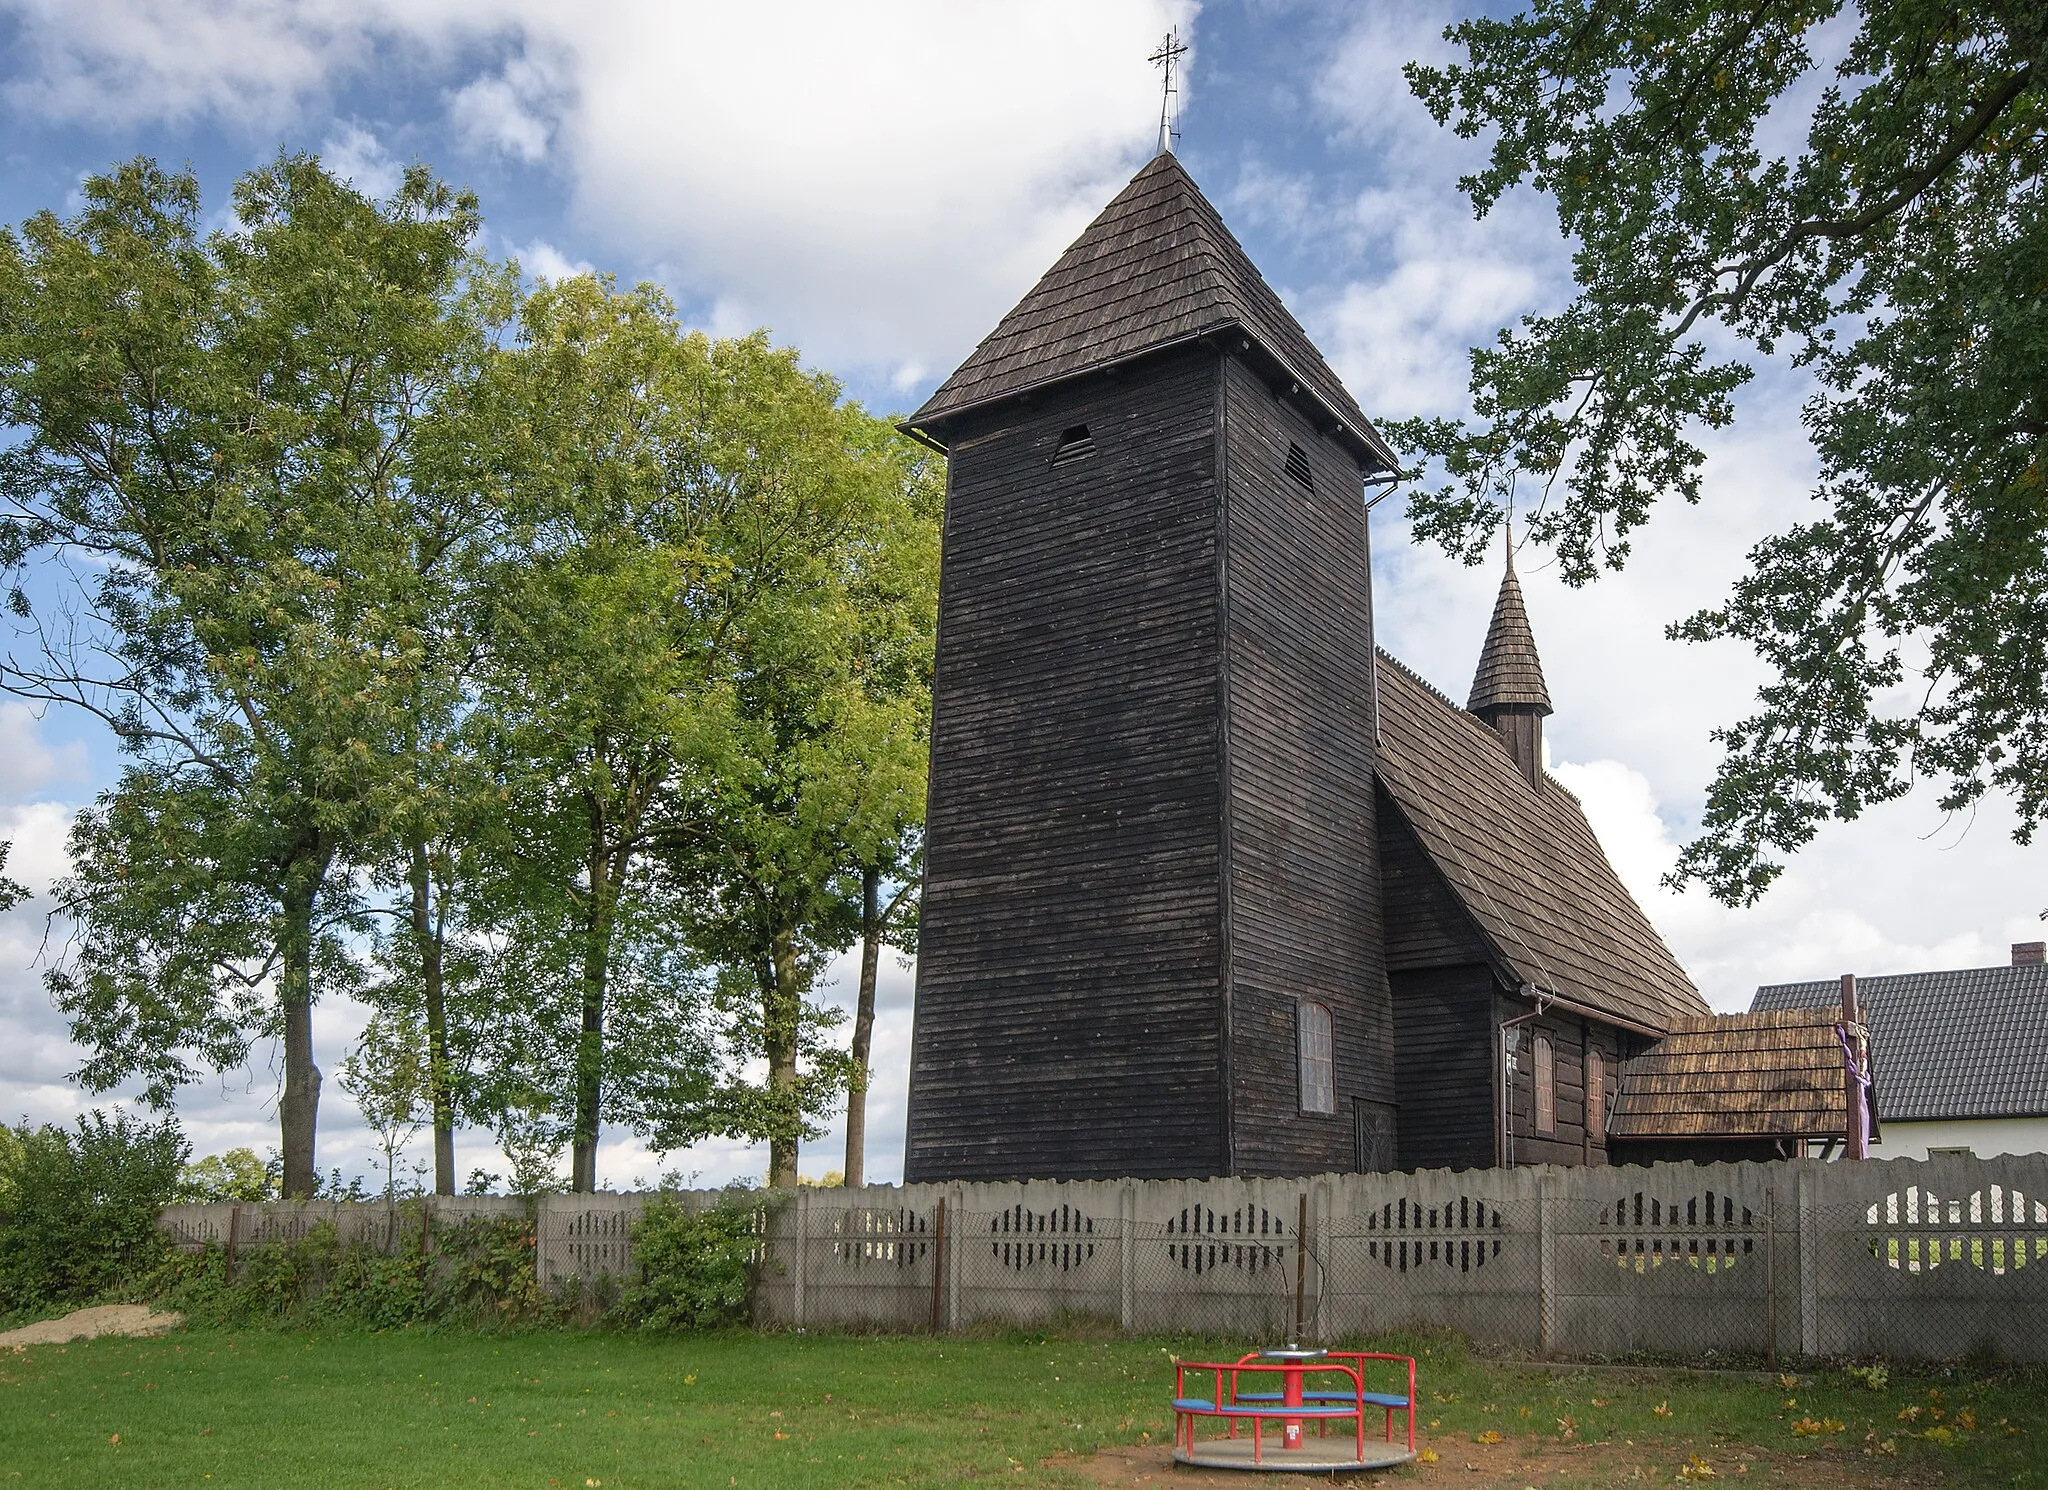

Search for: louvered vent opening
xmin=1285 ymin=442 xmax=1315 ymax=490
xmin=1051 ymin=424 xmax=1095 ymax=467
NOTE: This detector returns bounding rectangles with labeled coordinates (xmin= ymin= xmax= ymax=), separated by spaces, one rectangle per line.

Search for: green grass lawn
xmin=2 ymin=1325 xmax=2044 ymax=1488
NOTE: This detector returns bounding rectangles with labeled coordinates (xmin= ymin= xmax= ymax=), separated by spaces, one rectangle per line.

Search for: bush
xmin=611 ymin=1191 xmax=762 ymax=1331
xmin=0 ymin=1111 xmax=188 ymax=1313
xmin=154 ymin=1208 xmax=562 ymax=1331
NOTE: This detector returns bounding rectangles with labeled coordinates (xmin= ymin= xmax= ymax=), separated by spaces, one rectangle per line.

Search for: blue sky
xmin=1 ymin=0 xmax=2039 ymax=1190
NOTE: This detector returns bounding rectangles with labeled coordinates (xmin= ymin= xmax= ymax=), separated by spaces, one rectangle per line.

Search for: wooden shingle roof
xmin=1468 ymin=556 xmax=1551 ymax=715
xmin=1608 ymin=1007 xmax=1852 ymax=1139
xmin=1373 ymin=652 xmax=1709 ymax=1033
xmin=905 ymin=152 xmax=1395 ymax=470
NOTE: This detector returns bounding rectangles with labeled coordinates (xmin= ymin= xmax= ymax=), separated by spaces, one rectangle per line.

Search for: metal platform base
xmin=1171 ymin=1437 xmax=1416 ymax=1473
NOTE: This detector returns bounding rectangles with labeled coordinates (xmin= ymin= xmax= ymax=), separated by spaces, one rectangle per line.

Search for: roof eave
xmin=900 ymin=320 xmax=1399 ymax=474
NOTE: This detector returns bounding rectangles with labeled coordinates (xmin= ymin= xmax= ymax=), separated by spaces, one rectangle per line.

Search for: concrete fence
xmin=159 ymin=1152 xmax=2048 ymax=1361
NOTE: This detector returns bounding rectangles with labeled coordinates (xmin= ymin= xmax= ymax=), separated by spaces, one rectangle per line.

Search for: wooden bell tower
xmin=899 ymin=153 xmax=1400 ymax=1181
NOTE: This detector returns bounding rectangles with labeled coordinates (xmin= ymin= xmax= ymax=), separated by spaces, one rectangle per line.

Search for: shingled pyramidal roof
xmin=906 ymin=152 xmax=1395 ymax=470
xmin=1468 ymin=543 xmax=1552 ymax=715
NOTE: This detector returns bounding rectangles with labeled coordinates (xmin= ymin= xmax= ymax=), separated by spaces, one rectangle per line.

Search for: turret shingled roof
xmin=904 ymin=152 xmax=1395 ymax=471
xmin=1468 ymin=550 xmax=1552 ymax=715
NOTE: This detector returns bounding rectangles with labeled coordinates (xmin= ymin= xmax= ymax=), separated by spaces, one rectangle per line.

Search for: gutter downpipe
xmin=1499 ymin=982 xmax=1551 ymax=1168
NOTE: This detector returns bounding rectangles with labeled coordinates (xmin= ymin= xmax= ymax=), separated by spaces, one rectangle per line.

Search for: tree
xmin=176 ymin=1146 xmax=278 ymax=1203
xmin=337 ymin=1007 xmax=432 ymax=1199
xmin=0 ymin=842 xmax=25 ymax=912
xmin=670 ymin=345 xmax=940 ymax=1189
xmin=1395 ymin=2 xmax=2046 ymax=902
xmin=469 ymin=275 xmax=732 ymax=1192
xmin=0 ymin=156 xmax=493 ymax=1192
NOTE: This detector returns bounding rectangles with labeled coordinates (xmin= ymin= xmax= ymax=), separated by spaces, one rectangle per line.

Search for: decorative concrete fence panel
xmin=1807 ymin=1152 xmax=2048 ymax=1361
xmin=1317 ymin=1167 xmax=1541 ymax=1349
xmin=161 ymin=1155 xmax=2048 ymax=1362
xmin=1547 ymin=1162 xmax=1780 ymax=1361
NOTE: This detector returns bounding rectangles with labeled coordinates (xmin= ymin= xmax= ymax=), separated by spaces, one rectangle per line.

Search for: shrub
xmin=0 ymin=1111 xmax=188 ymax=1312
xmin=611 ymin=1191 xmax=762 ymax=1331
xmin=154 ymin=1208 xmax=561 ymax=1331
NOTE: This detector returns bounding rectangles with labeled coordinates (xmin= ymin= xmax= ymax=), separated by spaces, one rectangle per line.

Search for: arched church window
xmin=1586 ymin=1048 xmax=1606 ymax=1142
xmin=1297 ymin=1002 xmax=1334 ymax=1115
xmin=1534 ymin=1035 xmax=1556 ymax=1135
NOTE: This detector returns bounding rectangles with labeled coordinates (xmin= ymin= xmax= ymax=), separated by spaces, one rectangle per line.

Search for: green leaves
xmin=1400 ymin=1 xmax=2048 ymax=901
xmin=3 ymin=154 xmax=496 ymax=1189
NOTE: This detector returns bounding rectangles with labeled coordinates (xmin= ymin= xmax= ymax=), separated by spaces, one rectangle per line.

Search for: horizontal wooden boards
xmin=1218 ymin=355 xmax=1394 ymax=1176
xmin=905 ymin=349 xmax=1227 ymax=1182
xmin=1391 ymin=964 xmax=1499 ymax=1172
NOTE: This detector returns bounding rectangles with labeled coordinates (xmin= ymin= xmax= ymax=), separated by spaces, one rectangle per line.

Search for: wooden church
xmin=897 ymin=152 xmax=1712 ymax=1183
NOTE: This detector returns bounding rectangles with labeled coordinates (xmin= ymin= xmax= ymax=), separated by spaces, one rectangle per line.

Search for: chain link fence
xmin=159 ymin=1153 xmax=2048 ymax=1361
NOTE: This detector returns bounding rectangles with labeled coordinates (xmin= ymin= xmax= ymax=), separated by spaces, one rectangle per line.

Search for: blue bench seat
xmin=1173 ymin=1398 xmax=1364 ymax=1417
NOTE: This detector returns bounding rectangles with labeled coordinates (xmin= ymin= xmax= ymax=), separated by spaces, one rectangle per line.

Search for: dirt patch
xmin=0 ymin=1304 xmax=183 ymax=1349
xmin=1053 ymin=1435 xmax=1940 ymax=1488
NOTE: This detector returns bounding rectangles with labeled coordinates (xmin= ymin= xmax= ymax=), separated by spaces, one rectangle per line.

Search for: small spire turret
xmin=1468 ymin=530 xmax=1552 ymax=786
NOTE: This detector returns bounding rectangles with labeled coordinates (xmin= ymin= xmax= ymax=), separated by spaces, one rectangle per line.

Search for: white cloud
xmin=0 ymin=702 xmax=88 ymax=799
xmin=508 ymin=236 xmax=592 ymax=283
xmin=0 ymin=0 xmax=1197 ymax=382
xmin=448 ymin=45 xmax=562 ymax=162
xmin=319 ymin=122 xmax=403 ymax=199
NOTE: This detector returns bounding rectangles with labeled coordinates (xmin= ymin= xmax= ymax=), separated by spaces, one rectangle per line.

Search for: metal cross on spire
xmin=1148 ymin=28 xmax=1189 ymax=155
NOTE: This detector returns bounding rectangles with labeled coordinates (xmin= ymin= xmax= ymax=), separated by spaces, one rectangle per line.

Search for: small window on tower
xmin=1052 ymin=424 xmax=1095 ymax=467
xmin=1585 ymin=1048 xmax=1606 ymax=1142
xmin=1534 ymin=1035 xmax=1556 ymax=1135
xmin=1285 ymin=441 xmax=1315 ymax=490
xmin=1298 ymin=1002 xmax=1334 ymax=1115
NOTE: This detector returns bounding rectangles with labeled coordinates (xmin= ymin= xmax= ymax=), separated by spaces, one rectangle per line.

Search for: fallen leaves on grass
xmin=1653 ymin=1401 xmax=1672 ymax=1418
xmin=1475 ymin=1430 xmax=1503 ymax=1444
xmin=1417 ymin=1447 xmax=1439 ymax=1463
xmin=1679 ymin=1454 xmax=1716 ymax=1479
xmin=1790 ymin=1417 xmax=1846 ymax=1437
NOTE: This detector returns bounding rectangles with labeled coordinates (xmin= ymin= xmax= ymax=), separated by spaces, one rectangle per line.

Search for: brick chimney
xmin=2014 ymin=942 xmax=2046 ymax=966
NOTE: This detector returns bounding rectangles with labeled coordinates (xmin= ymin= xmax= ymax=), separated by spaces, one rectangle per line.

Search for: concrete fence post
xmin=1797 ymin=1168 xmax=1819 ymax=1358
xmin=1538 ymin=1172 xmax=1556 ymax=1358
xmin=1311 ymin=1176 xmax=1331 ymax=1344
xmin=1764 ymin=1186 xmax=1778 ymax=1368
xmin=947 ymin=1188 xmax=964 ymax=1331
xmin=1119 ymin=1180 xmax=1135 ymax=1333
xmin=792 ymin=1188 xmax=809 ymax=1331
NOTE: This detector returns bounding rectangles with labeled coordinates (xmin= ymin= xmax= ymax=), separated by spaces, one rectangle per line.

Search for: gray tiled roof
xmin=1751 ymin=964 xmax=2048 ymax=1122
xmin=905 ymin=152 xmax=1394 ymax=469
xmin=1468 ymin=558 xmax=1551 ymax=714
xmin=1375 ymin=652 xmax=1709 ymax=1033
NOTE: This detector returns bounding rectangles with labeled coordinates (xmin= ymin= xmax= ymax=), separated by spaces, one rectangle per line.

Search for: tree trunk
xmin=278 ymin=866 xmax=326 ymax=1199
xmin=570 ymin=845 xmax=614 ymax=1194
xmin=844 ymin=866 xmax=880 ymax=1189
xmin=766 ymin=922 xmax=802 ymax=1189
xmin=411 ymin=837 xmax=457 ymax=1195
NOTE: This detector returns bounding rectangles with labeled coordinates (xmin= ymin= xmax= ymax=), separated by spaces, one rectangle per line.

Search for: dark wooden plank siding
xmin=904 ymin=348 xmax=1227 ymax=1181
xmin=1215 ymin=355 xmax=1393 ymax=1175
xmin=1501 ymin=1011 xmax=1625 ymax=1166
xmin=1391 ymin=964 xmax=1498 ymax=1171
xmin=1379 ymin=788 xmax=1494 ymax=972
